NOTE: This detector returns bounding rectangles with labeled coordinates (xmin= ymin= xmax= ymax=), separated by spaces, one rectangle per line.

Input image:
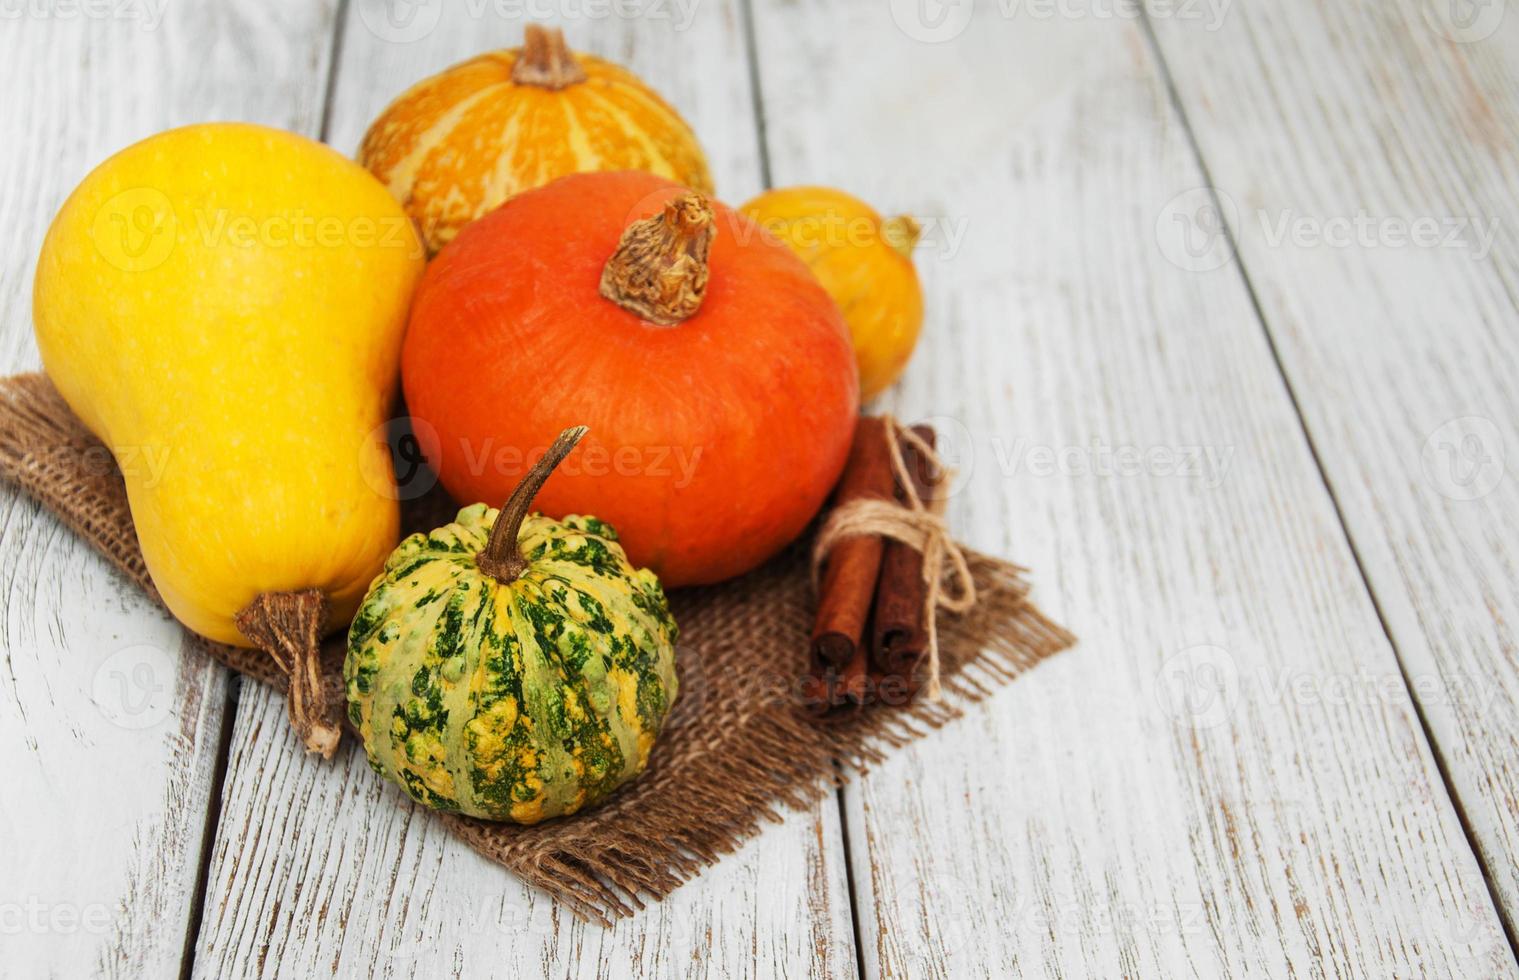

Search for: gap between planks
xmin=738 ymin=0 xmax=868 ymax=970
xmin=183 ymin=3 xmax=862 ymax=972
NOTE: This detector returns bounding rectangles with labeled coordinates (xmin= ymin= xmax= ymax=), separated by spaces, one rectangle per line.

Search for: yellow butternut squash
xmin=32 ymin=122 xmax=425 ymax=755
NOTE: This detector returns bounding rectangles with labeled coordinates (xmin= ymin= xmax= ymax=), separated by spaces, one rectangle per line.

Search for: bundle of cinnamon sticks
xmin=805 ymin=416 xmax=940 ymax=713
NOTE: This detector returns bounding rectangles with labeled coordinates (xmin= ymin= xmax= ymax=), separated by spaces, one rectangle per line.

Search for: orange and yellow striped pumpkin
xmin=359 ymin=25 xmax=715 ymax=253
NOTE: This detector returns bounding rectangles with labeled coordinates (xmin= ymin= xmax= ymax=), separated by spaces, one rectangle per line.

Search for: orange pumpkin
xmin=360 ymin=25 xmax=714 ymax=253
xmin=402 ymin=171 xmax=860 ymax=587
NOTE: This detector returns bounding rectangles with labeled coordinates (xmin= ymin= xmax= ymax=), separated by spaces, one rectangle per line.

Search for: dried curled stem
xmin=235 ymin=589 xmax=340 ymax=758
xmin=477 ymin=425 xmax=589 ymax=584
xmin=511 ymin=24 xmax=586 ymax=90
xmin=599 ymin=193 xmax=715 ymax=326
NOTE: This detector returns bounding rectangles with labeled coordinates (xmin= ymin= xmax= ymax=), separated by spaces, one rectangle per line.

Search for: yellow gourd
xmin=740 ymin=187 xmax=924 ymax=401
xmin=33 ymin=122 xmax=425 ymax=755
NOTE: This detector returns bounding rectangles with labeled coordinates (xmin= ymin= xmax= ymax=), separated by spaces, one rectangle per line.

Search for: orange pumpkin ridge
xmin=403 ymin=171 xmax=860 ymax=588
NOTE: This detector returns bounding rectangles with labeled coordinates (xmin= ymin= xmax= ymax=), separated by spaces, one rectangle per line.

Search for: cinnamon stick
xmin=839 ymin=634 xmax=872 ymax=706
xmin=808 ymin=417 xmax=896 ymax=708
xmin=870 ymin=425 xmax=938 ymax=679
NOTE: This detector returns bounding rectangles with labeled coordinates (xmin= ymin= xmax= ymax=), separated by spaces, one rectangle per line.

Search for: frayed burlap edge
xmin=0 ymin=372 xmax=1075 ymax=924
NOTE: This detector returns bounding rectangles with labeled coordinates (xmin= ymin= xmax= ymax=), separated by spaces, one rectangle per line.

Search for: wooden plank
xmin=189 ymin=4 xmax=858 ymax=977
xmin=748 ymin=1 xmax=1518 ymax=976
xmin=1145 ymin=0 xmax=1519 ymax=934
xmin=193 ymin=694 xmax=854 ymax=979
xmin=0 ymin=2 xmax=339 ymax=976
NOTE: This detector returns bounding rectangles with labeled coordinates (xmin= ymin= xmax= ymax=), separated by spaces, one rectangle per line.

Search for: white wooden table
xmin=4 ymin=1 xmax=1518 ymax=976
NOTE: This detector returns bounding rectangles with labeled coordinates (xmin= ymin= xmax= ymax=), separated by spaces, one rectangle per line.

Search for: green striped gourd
xmin=344 ymin=427 xmax=679 ymax=823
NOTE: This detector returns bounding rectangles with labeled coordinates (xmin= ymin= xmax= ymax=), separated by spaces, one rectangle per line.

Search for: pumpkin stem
xmin=882 ymin=215 xmax=922 ymax=261
xmin=478 ymin=425 xmax=590 ymax=583
xmin=512 ymin=24 xmax=587 ymax=90
xmin=599 ymin=193 xmax=716 ymax=326
xmin=235 ymin=589 xmax=341 ymax=758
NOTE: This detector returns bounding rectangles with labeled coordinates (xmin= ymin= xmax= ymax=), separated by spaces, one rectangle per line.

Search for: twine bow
xmin=810 ymin=418 xmax=977 ymax=699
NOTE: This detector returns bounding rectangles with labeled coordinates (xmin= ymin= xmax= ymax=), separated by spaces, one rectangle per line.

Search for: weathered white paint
xmin=748 ymin=1 xmax=1518 ymax=976
xmin=0 ymin=1 xmax=339 ymax=976
xmin=1148 ymin=0 xmax=1519 ymax=930
xmin=5 ymin=0 xmax=1518 ymax=976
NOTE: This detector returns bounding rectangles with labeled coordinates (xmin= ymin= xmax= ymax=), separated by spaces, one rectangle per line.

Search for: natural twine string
xmin=810 ymin=418 xmax=978 ymax=699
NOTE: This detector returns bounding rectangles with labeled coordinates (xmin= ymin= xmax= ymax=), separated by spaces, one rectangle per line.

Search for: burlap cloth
xmin=0 ymin=372 xmax=1074 ymax=923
